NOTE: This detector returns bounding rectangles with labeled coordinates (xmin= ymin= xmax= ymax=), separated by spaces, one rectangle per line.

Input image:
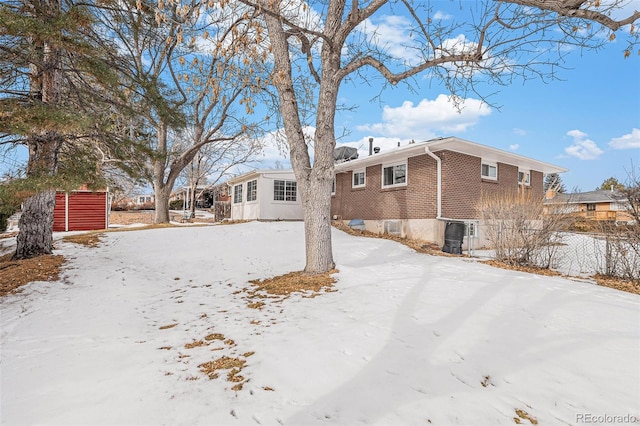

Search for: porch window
xmin=233 ymin=184 xmax=243 ymax=204
xmin=382 ymin=163 xmax=407 ymax=187
xmin=274 ymin=180 xmax=297 ymax=202
xmin=352 ymin=170 xmax=366 ymax=188
xmin=247 ymin=180 xmax=257 ymax=202
xmin=481 ymin=162 xmax=497 ymax=180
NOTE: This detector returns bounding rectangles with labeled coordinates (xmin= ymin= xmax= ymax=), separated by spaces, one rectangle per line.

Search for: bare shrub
xmin=593 ymin=222 xmax=639 ymax=283
xmin=593 ymin=170 xmax=640 ymax=284
xmin=478 ymin=189 xmax=572 ymax=268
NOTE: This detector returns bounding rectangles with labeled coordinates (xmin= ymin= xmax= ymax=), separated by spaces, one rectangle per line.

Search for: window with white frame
xmin=352 ymin=169 xmax=365 ymax=188
xmin=481 ymin=161 xmax=497 ymax=180
xmin=233 ymin=184 xmax=243 ymax=203
xmin=246 ymin=180 xmax=257 ymax=202
xmin=382 ymin=163 xmax=407 ymax=187
xmin=518 ymin=170 xmax=530 ymax=186
xmin=274 ymin=180 xmax=297 ymax=201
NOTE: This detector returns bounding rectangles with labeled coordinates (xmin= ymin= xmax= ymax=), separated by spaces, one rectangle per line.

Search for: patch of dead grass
xmin=332 ymin=221 xmax=451 ymax=256
xmin=249 ymin=269 xmax=338 ymax=297
xmin=0 ymin=253 xmax=64 ymax=297
xmin=199 ymin=355 xmax=247 ymax=381
xmin=62 ymin=232 xmax=103 ymax=247
xmin=594 ymin=274 xmax=640 ymax=295
xmin=159 ymin=323 xmax=178 ymax=330
xmin=481 ymin=260 xmax=562 ymax=277
xmin=513 ymin=408 xmax=538 ymax=424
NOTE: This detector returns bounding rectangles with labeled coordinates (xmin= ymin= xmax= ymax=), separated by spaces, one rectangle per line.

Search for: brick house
xmin=331 ymin=136 xmax=566 ymax=248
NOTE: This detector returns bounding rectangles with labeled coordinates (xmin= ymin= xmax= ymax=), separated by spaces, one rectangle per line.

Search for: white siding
xmin=229 ymin=171 xmax=303 ymax=221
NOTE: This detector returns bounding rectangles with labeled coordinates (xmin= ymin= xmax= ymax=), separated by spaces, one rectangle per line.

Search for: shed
xmin=53 ymin=188 xmax=110 ymax=232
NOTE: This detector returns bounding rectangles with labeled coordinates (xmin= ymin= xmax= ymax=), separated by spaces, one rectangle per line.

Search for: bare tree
xmin=234 ymin=0 xmax=639 ymax=274
xmin=96 ymin=0 xmax=265 ymax=223
xmin=178 ymin=132 xmax=261 ymax=217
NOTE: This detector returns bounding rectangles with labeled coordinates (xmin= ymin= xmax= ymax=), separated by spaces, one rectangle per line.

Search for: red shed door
xmin=67 ymin=192 xmax=107 ymax=231
xmin=53 ymin=192 xmax=67 ymax=232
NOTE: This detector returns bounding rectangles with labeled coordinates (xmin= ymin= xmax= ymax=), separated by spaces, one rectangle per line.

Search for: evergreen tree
xmin=0 ymin=0 xmax=125 ymax=258
xmin=544 ymin=173 xmax=567 ymax=194
xmin=596 ymin=177 xmax=625 ymax=191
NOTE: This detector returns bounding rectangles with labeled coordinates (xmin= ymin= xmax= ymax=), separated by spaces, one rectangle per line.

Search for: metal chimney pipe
xmin=369 ymin=137 xmax=373 ymax=156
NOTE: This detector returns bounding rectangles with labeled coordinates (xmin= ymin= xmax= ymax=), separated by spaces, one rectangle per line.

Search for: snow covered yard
xmin=1 ymin=222 xmax=639 ymax=425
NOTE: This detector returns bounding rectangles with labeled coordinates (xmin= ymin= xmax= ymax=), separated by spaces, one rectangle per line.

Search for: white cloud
xmin=608 ymin=128 xmax=640 ymax=150
xmin=509 ymin=144 xmax=520 ymax=151
xmin=356 ymin=15 xmax=419 ymax=64
xmin=564 ymin=129 xmax=604 ymax=160
xmin=513 ymin=128 xmax=526 ymax=136
xmin=433 ymin=10 xmax=452 ymax=20
xmin=356 ymin=94 xmax=491 ymax=139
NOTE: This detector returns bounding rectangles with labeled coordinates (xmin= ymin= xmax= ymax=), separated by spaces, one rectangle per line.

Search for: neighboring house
xmin=226 ymin=170 xmax=303 ymax=221
xmin=170 ymin=185 xmax=210 ymax=208
xmin=331 ymin=136 xmax=566 ymax=248
xmin=53 ymin=187 xmax=110 ymax=232
xmin=112 ymin=193 xmax=155 ymax=210
xmin=544 ymin=190 xmax=632 ymax=222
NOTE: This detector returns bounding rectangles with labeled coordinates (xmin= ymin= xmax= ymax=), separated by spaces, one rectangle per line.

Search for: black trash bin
xmin=442 ymin=221 xmax=465 ymax=254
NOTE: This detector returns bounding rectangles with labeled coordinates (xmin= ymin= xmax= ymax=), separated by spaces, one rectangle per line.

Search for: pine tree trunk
xmin=14 ymin=133 xmax=63 ymax=260
xmin=14 ymin=190 xmax=57 ymax=259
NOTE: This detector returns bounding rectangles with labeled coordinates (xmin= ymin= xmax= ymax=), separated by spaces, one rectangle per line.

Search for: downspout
xmin=424 ymin=147 xmax=442 ymax=219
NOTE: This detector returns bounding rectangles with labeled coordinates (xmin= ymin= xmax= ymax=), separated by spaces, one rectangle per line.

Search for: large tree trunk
xmin=298 ymin=176 xmax=335 ymax=273
xmin=152 ymin=122 xmax=173 ymax=223
xmin=261 ymin=9 xmax=337 ymax=274
xmin=14 ymin=189 xmax=57 ymax=259
xmin=154 ymin=185 xmax=172 ymax=223
xmin=14 ymin=133 xmax=63 ymax=259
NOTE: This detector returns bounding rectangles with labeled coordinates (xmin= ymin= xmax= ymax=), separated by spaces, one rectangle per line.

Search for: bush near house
xmin=477 ymin=189 xmax=572 ymax=269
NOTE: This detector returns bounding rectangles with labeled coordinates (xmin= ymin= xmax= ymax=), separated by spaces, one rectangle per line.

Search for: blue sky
xmin=255 ymin=2 xmax=640 ymax=192
xmin=329 ymin=39 xmax=640 ymax=192
xmin=2 ymin=2 xmax=638 ymax=193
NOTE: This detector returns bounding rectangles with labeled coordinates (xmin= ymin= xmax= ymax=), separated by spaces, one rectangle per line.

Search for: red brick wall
xmin=331 ymin=150 xmax=546 ymax=220
xmin=331 ymin=154 xmax=437 ymax=220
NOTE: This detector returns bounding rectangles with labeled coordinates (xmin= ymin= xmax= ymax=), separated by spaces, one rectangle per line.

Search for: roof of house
xmin=545 ymin=190 xmax=627 ymax=204
xmin=334 ymin=136 xmax=567 ymax=175
xmin=225 ymin=169 xmax=295 ymax=186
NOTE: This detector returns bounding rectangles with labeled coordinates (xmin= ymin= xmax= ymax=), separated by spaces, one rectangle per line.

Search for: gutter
xmin=425 ymin=147 xmax=442 ymax=219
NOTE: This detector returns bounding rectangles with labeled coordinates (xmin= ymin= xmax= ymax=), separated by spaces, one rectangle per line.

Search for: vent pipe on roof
xmin=369 ymin=137 xmax=373 ymax=156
